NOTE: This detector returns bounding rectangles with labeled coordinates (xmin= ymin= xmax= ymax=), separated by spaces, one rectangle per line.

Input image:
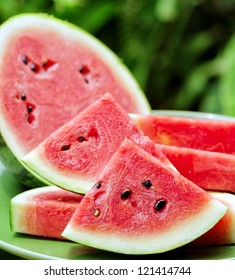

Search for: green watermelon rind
xmin=0 ymin=13 xmax=151 ymax=186
xmin=0 ymin=132 xmax=50 ymax=187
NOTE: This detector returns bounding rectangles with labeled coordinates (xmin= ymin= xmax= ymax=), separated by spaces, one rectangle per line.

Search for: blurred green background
xmin=1 ymin=0 xmax=235 ymax=115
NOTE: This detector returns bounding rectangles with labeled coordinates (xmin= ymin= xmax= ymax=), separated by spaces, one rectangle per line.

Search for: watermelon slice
xmin=10 ymin=187 xmax=234 ymax=246
xmin=22 ymin=93 xmax=174 ymax=194
xmin=0 ymin=13 xmax=150 ymax=183
xmin=132 ymin=114 xmax=235 ymax=153
xmin=10 ymin=186 xmax=84 ymax=239
xmin=192 ymin=191 xmax=235 ymax=245
xmin=158 ymin=144 xmax=235 ymax=193
xmin=62 ymin=138 xmax=227 ymax=254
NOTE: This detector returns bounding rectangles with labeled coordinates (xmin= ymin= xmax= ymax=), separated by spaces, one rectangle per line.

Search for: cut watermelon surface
xmin=132 ymin=113 xmax=235 ymax=192
xmin=0 ymin=13 xmax=150 ymax=181
xmin=158 ymin=144 xmax=235 ymax=193
xmin=192 ymin=191 xmax=235 ymax=245
xmin=10 ymin=187 xmax=234 ymax=246
xmin=11 ymin=186 xmax=84 ymax=239
xmin=62 ymin=139 xmax=227 ymax=254
xmin=132 ymin=114 xmax=235 ymax=153
xmin=23 ymin=93 xmax=173 ymax=194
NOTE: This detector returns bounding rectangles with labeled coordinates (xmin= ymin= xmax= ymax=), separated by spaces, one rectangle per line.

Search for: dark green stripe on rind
xmin=0 ymin=132 xmax=48 ymax=188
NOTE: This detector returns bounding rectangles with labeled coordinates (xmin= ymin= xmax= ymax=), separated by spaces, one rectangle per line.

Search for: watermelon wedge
xmin=192 ymin=191 xmax=235 ymax=245
xmin=10 ymin=187 xmax=234 ymax=246
xmin=22 ymin=93 xmax=174 ymax=194
xmin=10 ymin=186 xmax=84 ymax=239
xmin=158 ymin=144 xmax=235 ymax=193
xmin=62 ymin=138 xmax=227 ymax=254
xmin=132 ymin=114 xmax=235 ymax=153
xmin=0 ymin=13 xmax=150 ymax=184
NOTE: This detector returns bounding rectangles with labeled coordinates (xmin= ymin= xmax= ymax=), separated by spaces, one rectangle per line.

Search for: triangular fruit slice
xmin=23 ymin=93 xmax=174 ymax=194
xmin=11 ymin=186 xmax=84 ymax=239
xmin=159 ymin=144 xmax=235 ymax=193
xmin=11 ymin=187 xmax=233 ymax=246
xmin=132 ymin=114 xmax=235 ymax=153
xmin=62 ymin=138 xmax=227 ymax=255
xmin=192 ymin=191 xmax=235 ymax=245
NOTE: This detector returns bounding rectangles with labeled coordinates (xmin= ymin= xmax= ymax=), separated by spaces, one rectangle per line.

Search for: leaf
xmin=219 ymin=35 xmax=235 ymax=116
xmin=173 ymin=60 xmax=219 ymax=109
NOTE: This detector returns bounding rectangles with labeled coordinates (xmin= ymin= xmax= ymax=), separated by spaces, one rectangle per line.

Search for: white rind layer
xmin=23 ymin=146 xmax=94 ymax=194
xmin=209 ymin=191 xmax=235 ymax=244
xmin=10 ymin=186 xmax=60 ymax=233
xmin=62 ymin=199 xmax=227 ymax=255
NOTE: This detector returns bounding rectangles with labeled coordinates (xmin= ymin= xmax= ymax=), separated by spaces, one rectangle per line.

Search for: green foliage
xmin=1 ymin=0 xmax=235 ymax=115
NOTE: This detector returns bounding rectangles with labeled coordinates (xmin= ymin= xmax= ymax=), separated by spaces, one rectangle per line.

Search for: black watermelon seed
xmin=142 ymin=180 xmax=152 ymax=188
xmin=154 ymin=199 xmax=166 ymax=211
xmin=21 ymin=93 xmax=27 ymax=101
xmin=31 ymin=63 xmax=39 ymax=73
xmin=121 ymin=189 xmax=132 ymax=200
xmin=93 ymin=181 xmax=102 ymax=189
xmin=22 ymin=55 xmax=28 ymax=65
xmin=61 ymin=145 xmax=70 ymax=151
xmin=77 ymin=136 xmax=87 ymax=142
xmin=27 ymin=105 xmax=33 ymax=114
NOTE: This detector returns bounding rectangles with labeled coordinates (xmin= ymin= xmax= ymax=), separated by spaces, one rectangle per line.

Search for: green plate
xmin=1 ymin=111 xmax=235 ymax=260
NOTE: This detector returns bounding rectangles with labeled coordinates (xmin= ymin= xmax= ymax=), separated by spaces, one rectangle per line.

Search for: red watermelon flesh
xmin=11 ymin=186 xmax=84 ymax=239
xmin=62 ymin=138 xmax=227 ymax=254
xmin=23 ymin=93 xmax=174 ymax=194
xmin=192 ymin=191 xmax=235 ymax=245
xmin=11 ymin=187 xmax=234 ymax=246
xmin=132 ymin=114 xmax=235 ymax=154
xmin=0 ymin=14 xmax=150 ymax=159
xmin=159 ymin=144 xmax=235 ymax=193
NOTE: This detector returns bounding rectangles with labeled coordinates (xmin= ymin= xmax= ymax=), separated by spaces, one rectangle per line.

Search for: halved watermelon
xmin=132 ymin=114 xmax=235 ymax=153
xmin=23 ymin=93 xmax=173 ymax=194
xmin=10 ymin=186 xmax=84 ymax=239
xmin=158 ymin=144 xmax=235 ymax=193
xmin=192 ymin=191 xmax=235 ymax=245
xmin=62 ymin=138 xmax=227 ymax=254
xmin=0 ymin=13 xmax=150 ymax=183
